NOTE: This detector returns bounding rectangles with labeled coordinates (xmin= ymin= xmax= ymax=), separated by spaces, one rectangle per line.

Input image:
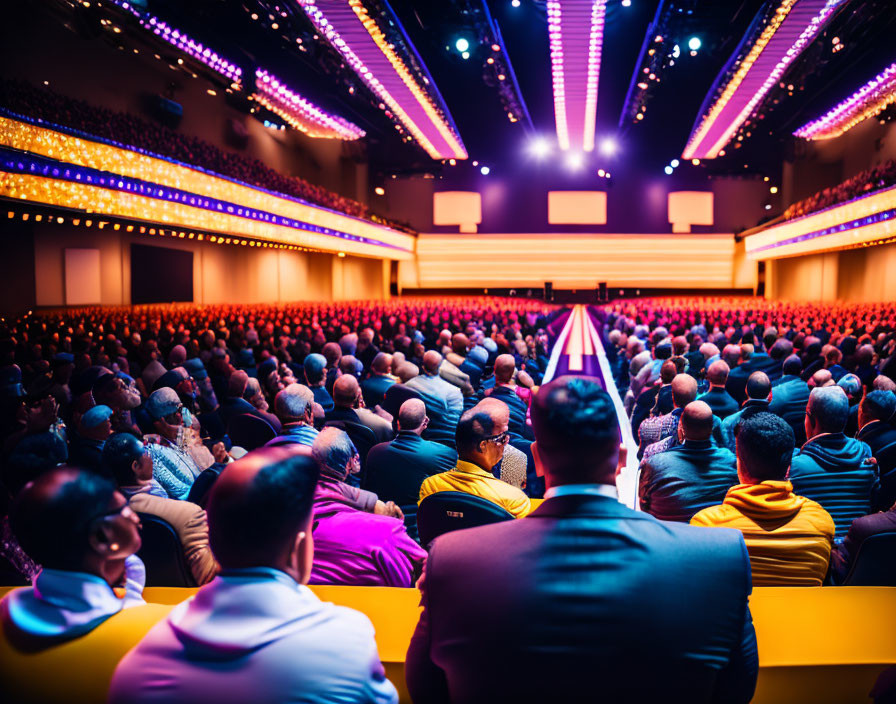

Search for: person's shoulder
xmin=690 ymin=502 xmax=736 ymax=527
xmin=796 ymin=497 xmax=836 ymax=534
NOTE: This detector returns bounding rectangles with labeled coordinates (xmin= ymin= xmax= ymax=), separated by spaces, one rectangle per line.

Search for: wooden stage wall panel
xmin=408 ymin=233 xmax=736 ymax=289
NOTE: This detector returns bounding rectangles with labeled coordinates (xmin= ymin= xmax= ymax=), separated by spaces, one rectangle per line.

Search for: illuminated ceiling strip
xmin=683 ymin=0 xmax=847 ymax=160
xmin=296 ymin=0 xmax=466 ymax=160
xmin=0 ymin=148 xmax=408 ymax=253
xmin=794 ymin=62 xmax=896 ymax=140
xmin=109 ymin=1 xmax=242 ymax=85
xmin=548 ymin=1 xmax=608 ymax=152
xmin=0 ymin=114 xmax=411 ymax=247
xmin=745 ymin=183 xmax=896 ymax=259
xmin=253 ymin=69 xmax=365 ymax=140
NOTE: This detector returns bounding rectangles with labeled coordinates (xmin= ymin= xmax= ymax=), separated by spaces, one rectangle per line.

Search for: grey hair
xmin=807 ymin=385 xmax=849 ymax=434
xmin=274 ymin=383 xmax=314 ymax=421
xmin=311 ymin=426 xmax=356 ymax=474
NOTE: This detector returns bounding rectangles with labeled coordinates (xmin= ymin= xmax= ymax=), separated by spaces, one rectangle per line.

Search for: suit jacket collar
xmin=529 ymin=493 xmax=649 ymax=520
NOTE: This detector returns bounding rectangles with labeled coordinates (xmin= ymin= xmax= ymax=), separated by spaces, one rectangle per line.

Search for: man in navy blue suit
xmin=407 ymin=376 xmax=758 ymax=704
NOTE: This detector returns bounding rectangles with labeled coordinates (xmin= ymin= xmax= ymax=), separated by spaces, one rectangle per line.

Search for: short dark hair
xmin=4 ymin=431 xmax=69 ymax=495
xmin=782 ymin=354 xmax=802 ymax=377
xmin=736 ymin=413 xmax=794 ymax=482
xmin=208 ymin=453 xmax=320 ymax=569
xmin=531 ymin=377 xmax=619 ymax=478
xmin=102 ymin=433 xmax=145 ymax=487
xmin=862 ymin=390 xmax=896 ymax=423
xmin=11 ymin=468 xmax=117 ymax=569
xmin=745 ymin=372 xmax=771 ymax=400
xmin=455 ymin=410 xmax=498 ymax=457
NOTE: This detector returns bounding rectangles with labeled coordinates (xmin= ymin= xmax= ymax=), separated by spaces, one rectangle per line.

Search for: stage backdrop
xmin=131 ymin=244 xmax=194 ymax=304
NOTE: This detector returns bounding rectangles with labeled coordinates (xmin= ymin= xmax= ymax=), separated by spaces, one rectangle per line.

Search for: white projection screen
xmin=547 ymin=191 xmax=607 ymax=225
xmin=433 ymin=191 xmax=482 ymax=233
xmin=64 ymin=248 xmax=102 ymax=305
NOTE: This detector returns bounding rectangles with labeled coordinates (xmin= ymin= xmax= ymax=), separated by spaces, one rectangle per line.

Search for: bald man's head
xmin=397 ymin=398 xmax=428 ymax=432
xmin=706 ymin=360 xmax=730 ymax=387
xmin=396 ymin=361 xmax=419 ymax=383
xmin=660 ymin=360 xmax=677 ymax=385
xmin=745 ymin=371 xmax=771 ymax=401
xmin=371 ymin=352 xmax=392 ymax=375
xmin=207 ymin=447 xmax=319 ymax=570
xmin=494 ymin=354 xmax=516 ymax=384
xmin=333 ymin=374 xmax=361 ymax=408
xmin=680 ymin=401 xmax=714 ymax=442
xmin=422 ymin=350 xmax=442 ymax=375
xmin=671 ymin=373 xmax=698 ymax=409
xmin=452 ymin=333 xmax=470 ymax=356
xmin=810 ymin=369 xmax=834 ymax=389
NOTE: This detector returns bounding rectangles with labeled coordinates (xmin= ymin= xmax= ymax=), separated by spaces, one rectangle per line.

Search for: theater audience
xmin=407 ymin=376 xmax=757 ymax=703
xmin=768 ymin=355 xmax=810 ymax=445
xmin=790 ymin=387 xmax=878 ymax=537
xmin=360 ymin=352 xmax=395 ymax=410
xmin=327 ymin=375 xmax=392 ymax=444
xmin=267 ymin=383 xmax=319 ymax=447
xmin=103 ymin=433 xmax=218 ymax=586
xmin=143 ymin=388 xmax=203 ymax=500
xmin=303 ymin=353 xmax=335 ymax=413
xmin=699 ymin=360 xmax=739 ymax=419
xmin=721 ymin=372 xmax=771 ymax=452
xmin=639 ymin=373 xmax=699 ymax=459
xmin=692 ymin=413 xmax=835 ymax=586
xmin=108 ymin=448 xmax=399 ymax=703
xmin=419 ymin=399 xmax=531 ymax=518
xmin=639 ymin=401 xmax=738 ymax=522
xmin=485 ymin=354 xmax=534 ymax=441
xmin=68 ymin=403 xmax=114 ymax=473
xmin=856 ymin=390 xmax=896 ymax=508
xmin=310 ymin=428 xmax=423 ymax=587
xmin=405 ymin=351 xmax=464 ymax=447
xmin=1 ymin=468 xmax=171 ymax=704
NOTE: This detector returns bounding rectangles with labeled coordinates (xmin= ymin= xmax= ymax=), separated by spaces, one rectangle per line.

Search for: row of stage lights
xmin=3 ymin=205 xmax=340 ymax=255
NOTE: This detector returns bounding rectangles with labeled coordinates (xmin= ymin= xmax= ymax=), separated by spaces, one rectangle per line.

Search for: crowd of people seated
xmin=0 ymin=80 xmax=413 ymax=232
xmin=3 ymin=294 xmax=896 ymax=702
xmin=603 ymin=296 xmax=896 ymax=587
xmin=780 ymin=159 xmax=896 ymax=222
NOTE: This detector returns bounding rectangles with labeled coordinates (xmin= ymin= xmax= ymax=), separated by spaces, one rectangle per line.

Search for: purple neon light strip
xmin=0 ymin=108 xmax=399 ymax=231
xmin=298 ymin=0 xmax=465 ymax=160
xmin=794 ymin=62 xmax=896 ymax=140
xmin=0 ymin=147 xmax=410 ymax=252
xmin=750 ymin=206 xmax=896 ymax=254
xmin=686 ymin=0 xmax=846 ymax=159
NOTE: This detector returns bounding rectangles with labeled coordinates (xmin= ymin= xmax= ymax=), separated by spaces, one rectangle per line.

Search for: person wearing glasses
xmin=0 ymin=467 xmax=172 ymax=703
xmin=419 ymin=399 xmax=531 ymax=518
xmin=143 ymin=388 xmax=203 ymax=500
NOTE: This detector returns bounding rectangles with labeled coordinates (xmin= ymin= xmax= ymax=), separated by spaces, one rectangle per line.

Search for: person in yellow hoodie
xmin=419 ymin=398 xmax=531 ymax=518
xmin=691 ymin=412 xmax=835 ymax=586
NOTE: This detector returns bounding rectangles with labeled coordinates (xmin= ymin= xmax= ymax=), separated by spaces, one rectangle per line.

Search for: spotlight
xmin=529 ymin=137 xmax=551 ymax=158
xmin=770 ymin=186 xmax=778 ymax=194
xmin=691 ymin=158 xmax=700 ymax=165
xmin=599 ymin=137 xmax=617 ymax=156
xmin=374 ymin=187 xmax=385 ymax=195
xmin=511 ymin=0 xmax=521 ymax=6
xmin=461 ymin=51 xmax=470 ymax=60
xmin=565 ymin=152 xmax=584 ymax=170
xmin=455 ymin=38 xmax=470 ymax=53
xmin=688 ymin=37 xmax=701 ymax=52
xmin=664 ymin=166 xmax=674 ymax=175
xmin=670 ymin=159 xmax=680 ymax=168
xmin=480 ymin=166 xmax=491 ymax=175
xmin=597 ymin=169 xmax=605 ymax=177
xmin=622 ymin=0 xmax=631 ymax=6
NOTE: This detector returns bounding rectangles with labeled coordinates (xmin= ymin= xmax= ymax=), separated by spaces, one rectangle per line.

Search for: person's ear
xmin=87 ymin=520 xmax=116 ymax=556
xmin=532 ymin=441 xmax=545 ymax=478
xmin=285 ymin=528 xmax=312 ymax=585
xmin=131 ymin=458 xmax=141 ymax=476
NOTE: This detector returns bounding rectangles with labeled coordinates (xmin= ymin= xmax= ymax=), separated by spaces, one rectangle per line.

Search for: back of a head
xmin=736 ymin=413 xmax=794 ymax=482
xmin=807 ymin=386 xmax=849 ymax=434
xmin=671 ymin=336 xmax=688 ymax=356
xmin=11 ymin=467 xmax=116 ymax=570
xmin=494 ymin=354 xmax=516 ymax=383
xmin=208 ymin=448 xmax=320 ymax=569
xmin=782 ymin=354 xmax=802 ymax=377
xmin=398 ymin=398 xmax=427 ymax=430
xmin=396 ymin=362 xmax=419 ymax=383
xmin=422 ymin=350 xmax=442 ymax=375
xmin=722 ymin=344 xmax=741 ymax=367
xmin=303 ymin=353 xmax=326 ymax=384
xmin=680 ymin=401 xmax=714 ymax=442
xmin=274 ymin=383 xmax=313 ymax=422
xmin=455 ymin=403 xmax=501 ymax=458
xmin=311 ymin=426 xmax=356 ymax=476
xmin=333 ymin=374 xmax=360 ymax=407
xmin=874 ymin=376 xmax=896 ymax=392
xmin=228 ymin=370 xmax=250 ymax=398
xmin=837 ymin=373 xmax=862 ymax=400
xmin=706 ymin=360 xmax=730 ymax=386
xmin=102 ymin=432 xmax=144 ymax=486
xmin=4 ymin=431 xmax=69 ymax=495
xmin=659 ymin=360 xmax=677 ymax=385
xmin=671 ymin=373 xmax=698 ymax=408
xmin=810 ymin=369 xmax=834 ymax=389
xmin=770 ymin=338 xmax=793 ymax=361
xmin=322 ymin=342 xmax=341 ymax=366
xmin=745 ymin=372 xmax=771 ymax=401
xmin=740 ymin=344 xmax=754 ymax=361
xmin=530 ymin=376 xmax=619 ymax=483
xmin=371 ymin=352 xmax=392 ymax=375
xmin=862 ymin=390 xmax=896 ymax=424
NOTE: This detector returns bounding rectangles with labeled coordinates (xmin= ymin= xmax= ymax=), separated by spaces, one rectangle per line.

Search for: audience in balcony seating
xmin=692 ymin=413 xmax=835 ymax=586
xmin=639 ymin=401 xmax=738 ymax=522
xmin=781 ymin=159 xmax=896 ymax=222
xmin=419 ymin=399 xmax=531 ymax=518
xmin=407 ymin=376 xmax=758 ymax=703
xmin=789 ymin=387 xmax=878 ymax=537
xmin=108 ymin=448 xmax=399 ymax=704
xmin=309 ymin=428 xmax=423 ymax=587
xmin=103 ymin=433 xmax=218 ymax=586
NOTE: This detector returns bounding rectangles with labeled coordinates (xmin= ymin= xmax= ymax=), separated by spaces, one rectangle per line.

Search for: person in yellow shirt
xmin=419 ymin=398 xmax=531 ymax=518
xmin=691 ymin=412 xmax=835 ymax=586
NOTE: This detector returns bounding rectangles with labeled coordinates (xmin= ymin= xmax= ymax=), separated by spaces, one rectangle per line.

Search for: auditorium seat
xmin=227 ymin=413 xmax=277 ymax=450
xmin=0 ymin=585 xmax=894 ymax=702
xmin=416 ymin=491 xmax=515 ymax=546
xmin=136 ymin=513 xmax=198 ymax=588
xmin=836 ymin=532 xmax=896 ymax=587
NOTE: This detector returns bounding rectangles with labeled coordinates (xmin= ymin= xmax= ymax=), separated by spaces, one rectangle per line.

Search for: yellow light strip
xmin=0 ymin=116 xmax=412 ymax=250
xmin=0 ymin=172 xmax=414 ymax=260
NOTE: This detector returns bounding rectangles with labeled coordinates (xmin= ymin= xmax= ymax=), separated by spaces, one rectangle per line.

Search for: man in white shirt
xmin=109 ymin=446 xmax=398 ymax=704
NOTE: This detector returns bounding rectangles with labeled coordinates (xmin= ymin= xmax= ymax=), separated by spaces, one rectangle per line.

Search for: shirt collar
xmin=454 ymin=459 xmax=494 ymax=477
xmin=544 ymin=483 xmax=619 ymax=500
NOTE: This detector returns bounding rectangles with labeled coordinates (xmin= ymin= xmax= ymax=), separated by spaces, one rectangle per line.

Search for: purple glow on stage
xmin=684 ymin=0 xmax=848 ymax=160
xmin=794 ymin=62 xmax=896 ymax=140
xmin=296 ymin=0 xmax=466 ymax=160
xmin=547 ymin=1 xmax=608 ymax=152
